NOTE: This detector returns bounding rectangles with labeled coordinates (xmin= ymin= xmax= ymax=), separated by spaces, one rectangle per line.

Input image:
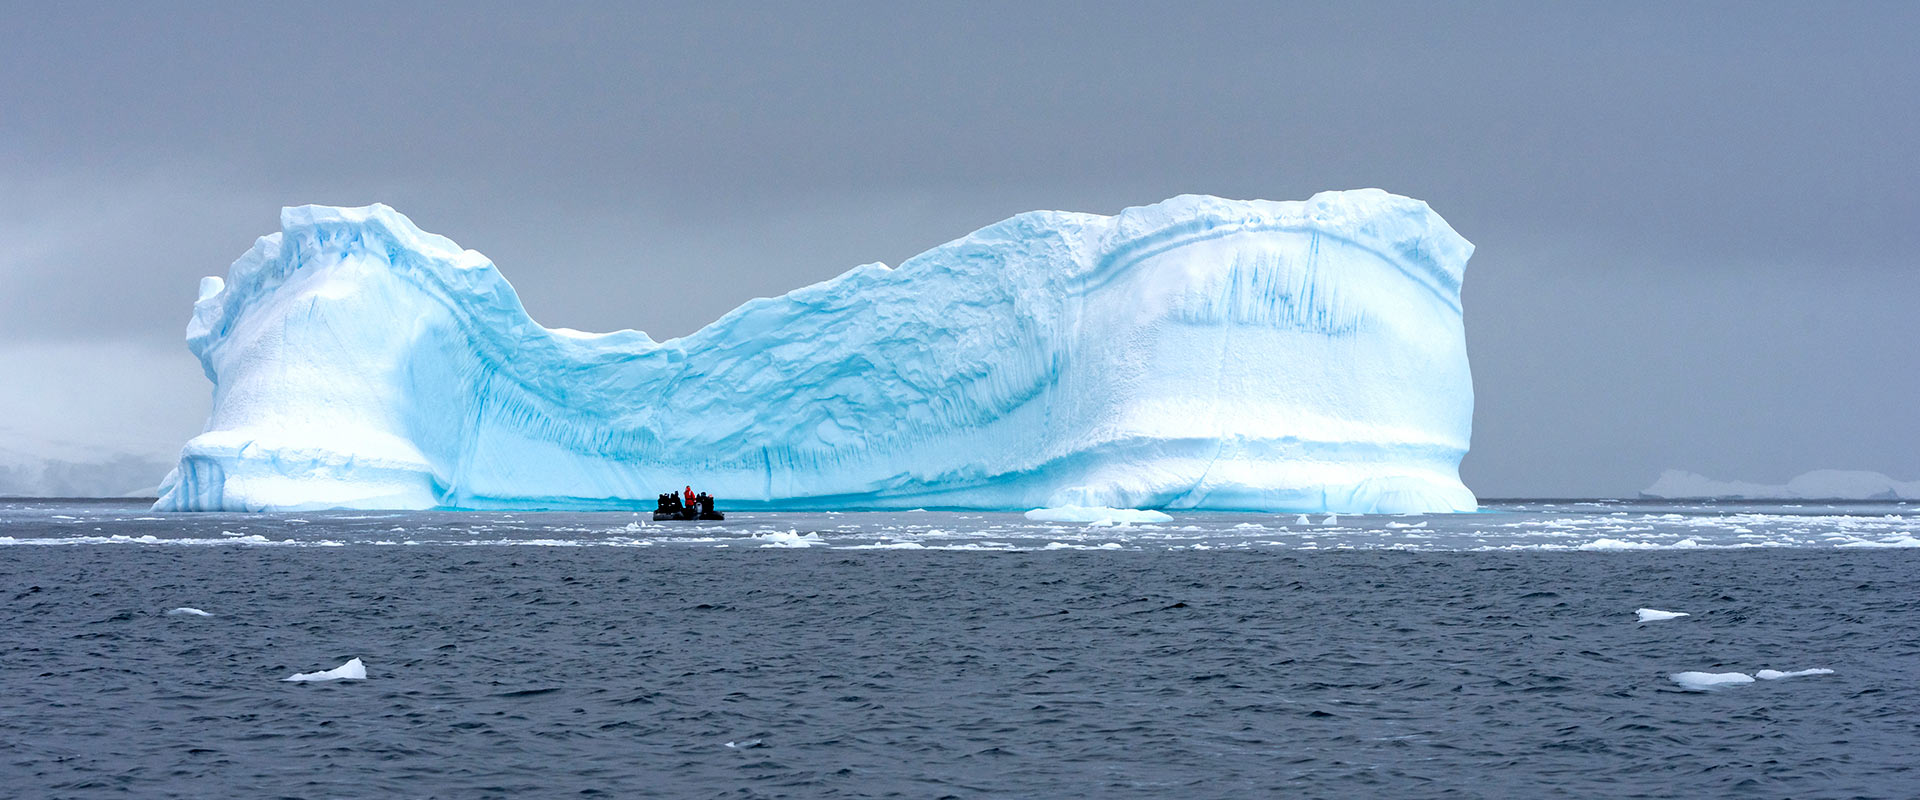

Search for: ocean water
xmin=2 ymin=499 xmax=1915 ymax=798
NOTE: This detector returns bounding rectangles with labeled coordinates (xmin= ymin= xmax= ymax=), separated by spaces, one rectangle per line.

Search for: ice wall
xmin=155 ymin=190 xmax=1477 ymax=513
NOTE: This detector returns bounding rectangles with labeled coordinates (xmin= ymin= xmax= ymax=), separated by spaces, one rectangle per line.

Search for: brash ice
xmin=154 ymin=190 xmax=1477 ymax=513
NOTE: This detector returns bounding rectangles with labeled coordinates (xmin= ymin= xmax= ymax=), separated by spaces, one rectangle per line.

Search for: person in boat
xmin=683 ymin=485 xmax=696 ymax=509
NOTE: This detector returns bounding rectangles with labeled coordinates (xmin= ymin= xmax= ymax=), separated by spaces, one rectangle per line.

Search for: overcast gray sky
xmin=1 ymin=1 xmax=1914 ymax=496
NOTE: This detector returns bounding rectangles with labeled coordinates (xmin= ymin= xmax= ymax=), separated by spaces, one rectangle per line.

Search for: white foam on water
xmin=167 ymin=607 xmax=214 ymax=617
xmin=1670 ymin=671 xmax=1754 ymax=691
xmin=1637 ymin=608 xmax=1689 ymax=622
xmin=1756 ymin=668 xmax=1834 ymax=680
xmin=284 ymin=657 xmax=366 ymax=682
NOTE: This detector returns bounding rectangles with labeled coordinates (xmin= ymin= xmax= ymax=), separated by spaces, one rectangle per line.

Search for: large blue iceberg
xmin=156 ymin=190 xmax=1477 ymax=513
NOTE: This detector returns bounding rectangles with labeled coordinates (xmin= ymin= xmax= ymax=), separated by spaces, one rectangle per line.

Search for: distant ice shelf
xmin=1643 ymin=470 xmax=1920 ymax=501
xmin=155 ymin=190 xmax=1477 ymax=513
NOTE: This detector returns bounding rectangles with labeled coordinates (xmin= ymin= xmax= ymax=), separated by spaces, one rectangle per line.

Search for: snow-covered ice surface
xmin=154 ymin=191 xmax=1477 ymax=514
xmin=9 ymin=498 xmax=1917 ymax=551
xmin=283 ymin=657 xmax=366 ymax=682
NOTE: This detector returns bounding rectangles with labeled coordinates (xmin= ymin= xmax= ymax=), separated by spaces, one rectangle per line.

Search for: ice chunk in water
xmin=1636 ymin=608 xmax=1689 ymax=622
xmin=1756 ymin=668 xmax=1834 ymax=680
xmin=284 ymin=657 xmax=367 ymax=682
xmin=1579 ymin=538 xmax=1662 ymax=550
xmin=755 ymin=530 xmax=825 ymax=548
xmin=1669 ymin=671 xmax=1754 ymax=690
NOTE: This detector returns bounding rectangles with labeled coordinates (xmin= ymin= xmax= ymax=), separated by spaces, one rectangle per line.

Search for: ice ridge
xmin=155 ymin=190 xmax=1477 ymax=513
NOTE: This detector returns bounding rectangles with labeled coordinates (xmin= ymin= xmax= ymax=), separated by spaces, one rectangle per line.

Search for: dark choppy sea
xmin=2 ymin=499 xmax=1916 ymax=798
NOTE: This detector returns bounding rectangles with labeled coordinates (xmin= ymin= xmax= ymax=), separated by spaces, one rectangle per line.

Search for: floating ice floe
xmin=284 ymin=657 xmax=367 ymax=682
xmin=1024 ymin=506 xmax=1173 ymax=524
xmin=755 ymin=530 xmax=825 ymax=548
xmin=1669 ymin=671 xmax=1754 ymax=691
xmin=1670 ymin=668 xmax=1834 ymax=690
xmin=1578 ymin=538 xmax=1663 ymax=550
xmin=1756 ymin=668 xmax=1834 ymax=680
xmin=1636 ymin=608 xmax=1689 ymax=622
xmin=1836 ymin=535 xmax=1920 ymax=548
xmin=166 ymin=607 xmax=214 ymax=617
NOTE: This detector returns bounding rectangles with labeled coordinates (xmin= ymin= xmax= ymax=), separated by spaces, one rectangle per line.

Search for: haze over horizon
xmin=2 ymin=1 xmax=1915 ymax=498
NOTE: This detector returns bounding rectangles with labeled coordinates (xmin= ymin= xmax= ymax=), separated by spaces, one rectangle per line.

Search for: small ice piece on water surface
xmin=1637 ymin=608 xmax=1689 ymax=622
xmin=167 ymin=607 xmax=214 ymax=617
xmin=755 ymin=530 xmax=825 ymax=548
xmin=724 ymin=739 xmax=764 ymax=749
xmin=1669 ymin=671 xmax=1754 ymax=691
xmin=1024 ymin=506 xmax=1172 ymax=524
xmin=1756 ymin=668 xmax=1834 ymax=680
xmin=284 ymin=658 xmax=367 ymax=682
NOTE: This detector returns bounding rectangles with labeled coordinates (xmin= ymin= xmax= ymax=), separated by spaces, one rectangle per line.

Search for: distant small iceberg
xmin=166 ymin=607 xmax=214 ymax=617
xmin=1642 ymin=469 xmax=1919 ymax=500
xmin=1636 ymin=608 xmax=1688 ymax=622
xmin=284 ymin=657 xmax=367 ymax=682
xmin=1025 ymin=506 xmax=1172 ymax=524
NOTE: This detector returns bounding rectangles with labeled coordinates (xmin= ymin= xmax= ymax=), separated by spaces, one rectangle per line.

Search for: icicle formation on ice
xmin=155 ymin=190 xmax=1477 ymax=513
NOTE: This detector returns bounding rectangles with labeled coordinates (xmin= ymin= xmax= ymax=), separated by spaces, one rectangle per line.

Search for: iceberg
xmin=155 ymin=190 xmax=1476 ymax=513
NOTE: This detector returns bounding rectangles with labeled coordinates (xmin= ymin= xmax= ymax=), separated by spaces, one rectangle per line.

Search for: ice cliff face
xmin=155 ymin=190 xmax=1477 ymax=513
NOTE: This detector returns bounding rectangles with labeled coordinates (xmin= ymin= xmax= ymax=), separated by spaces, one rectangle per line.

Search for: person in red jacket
xmin=683 ymin=485 xmax=695 ymax=509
